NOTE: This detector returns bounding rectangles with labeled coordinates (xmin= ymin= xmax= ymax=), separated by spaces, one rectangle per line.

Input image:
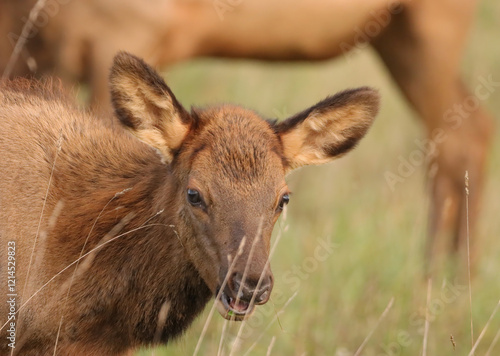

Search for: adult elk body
xmin=0 ymin=0 xmax=494 ymax=271
xmin=0 ymin=52 xmax=379 ymax=355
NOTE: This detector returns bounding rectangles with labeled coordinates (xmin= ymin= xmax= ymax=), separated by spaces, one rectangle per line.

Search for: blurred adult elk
xmin=0 ymin=0 xmax=494 ymax=271
xmin=0 ymin=52 xmax=379 ymax=355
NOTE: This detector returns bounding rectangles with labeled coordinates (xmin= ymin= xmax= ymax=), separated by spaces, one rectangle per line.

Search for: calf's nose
xmin=229 ymin=272 xmax=273 ymax=305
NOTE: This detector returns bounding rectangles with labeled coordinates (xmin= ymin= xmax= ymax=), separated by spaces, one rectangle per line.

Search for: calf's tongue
xmin=230 ymin=298 xmax=249 ymax=313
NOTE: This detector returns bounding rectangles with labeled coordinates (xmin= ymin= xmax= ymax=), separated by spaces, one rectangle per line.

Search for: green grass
xmin=138 ymin=2 xmax=500 ymax=355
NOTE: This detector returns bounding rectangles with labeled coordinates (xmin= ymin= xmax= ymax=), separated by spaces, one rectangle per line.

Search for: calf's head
xmin=110 ymin=52 xmax=379 ymax=320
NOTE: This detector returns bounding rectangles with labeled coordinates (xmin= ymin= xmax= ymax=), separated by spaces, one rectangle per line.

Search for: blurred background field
xmin=135 ymin=1 xmax=500 ymax=355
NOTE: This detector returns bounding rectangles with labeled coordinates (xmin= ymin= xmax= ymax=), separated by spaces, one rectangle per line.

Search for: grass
xmin=135 ymin=3 xmax=500 ymax=355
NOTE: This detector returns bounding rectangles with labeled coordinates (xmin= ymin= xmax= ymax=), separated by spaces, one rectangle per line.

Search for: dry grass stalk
xmin=422 ymin=278 xmax=432 ymax=356
xmin=465 ymin=171 xmax=474 ymax=350
xmin=266 ymin=336 xmax=276 ymax=356
xmin=1 ymin=0 xmax=47 ymax=80
xmin=485 ymin=328 xmax=500 ymax=356
xmin=0 ymin=220 xmax=165 ymax=334
xmin=353 ymin=296 xmax=395 ymax=356
xmin=241 ymin=291 xmax=298 ymax=356
xmin=193 ymin=236 xmax=247 ymax=356
xmin=468 ymin=300 xmax=500 ymax=356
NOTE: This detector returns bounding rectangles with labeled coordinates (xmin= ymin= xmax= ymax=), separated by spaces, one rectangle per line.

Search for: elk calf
xmin=0 ymin=52 xmax=379 ymax=355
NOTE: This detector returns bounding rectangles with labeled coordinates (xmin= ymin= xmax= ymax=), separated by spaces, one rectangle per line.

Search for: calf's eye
xmin=278 ymin=193 xmax=290 ymax=211
xmin=187 ymin=189 xmax=202 ymax=206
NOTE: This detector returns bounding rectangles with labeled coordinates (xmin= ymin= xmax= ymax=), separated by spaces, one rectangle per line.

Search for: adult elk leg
xmin=372 ymin=0 xmax=494 ymax=275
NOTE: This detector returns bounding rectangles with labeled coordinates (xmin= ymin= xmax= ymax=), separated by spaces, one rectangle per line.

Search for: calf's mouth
xmin=215 ymin=288 xmax=256 ymax=321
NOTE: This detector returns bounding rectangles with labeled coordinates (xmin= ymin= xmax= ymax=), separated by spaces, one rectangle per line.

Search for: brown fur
xmin=0 ymin=52 xmax=378 ymax=355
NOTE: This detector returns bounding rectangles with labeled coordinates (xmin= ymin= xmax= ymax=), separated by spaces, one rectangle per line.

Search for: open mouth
xmin=215 ymin=291 xmax=256 ymax=321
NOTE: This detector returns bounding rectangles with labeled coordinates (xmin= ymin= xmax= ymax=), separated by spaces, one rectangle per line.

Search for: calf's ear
xmin=109 ymin=51 xmax=191 ymax=164
xmin=273 ymin=87 xmax=379 ymax=172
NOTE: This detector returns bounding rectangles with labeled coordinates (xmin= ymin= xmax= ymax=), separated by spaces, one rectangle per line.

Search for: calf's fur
xmin=0 ymin=52 xmax=378 ymax=355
